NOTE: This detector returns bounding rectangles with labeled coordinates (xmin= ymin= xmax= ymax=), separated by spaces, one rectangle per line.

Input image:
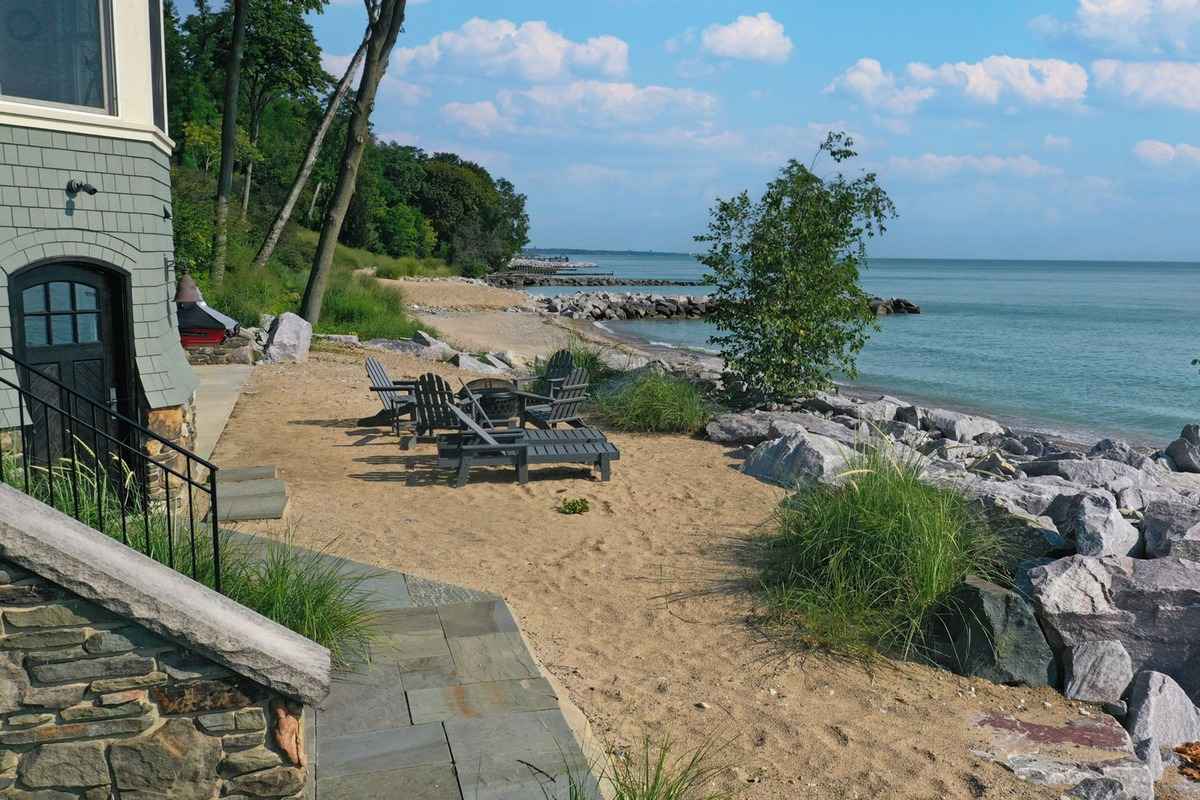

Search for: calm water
xmin=531 ymin=252 xmax=1200 ymax=445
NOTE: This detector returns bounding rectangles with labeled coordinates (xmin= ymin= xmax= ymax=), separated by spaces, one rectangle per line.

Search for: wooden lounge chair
xmin=517 ymin=367 xmax=589 ymax=429
xmin=436 ymin=407 xmax=619 ymax=487
xmin=365 ymin=356 xmax=416 ymax=440
xmin=515 ymin=349 xmax=574 ymax=399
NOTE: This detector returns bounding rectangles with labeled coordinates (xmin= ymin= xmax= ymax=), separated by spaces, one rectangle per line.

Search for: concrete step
xmin=214 ymin=492 xmax=288 ymax=522
xmin=217 ymin=478 xmax=286 ymax=500
xmin=217 ymin=465 xmax=279 ymax=484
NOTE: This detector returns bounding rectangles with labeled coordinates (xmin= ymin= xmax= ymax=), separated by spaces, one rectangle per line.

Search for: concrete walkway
xmin=192 ymin=364 xmax=253 ymax=461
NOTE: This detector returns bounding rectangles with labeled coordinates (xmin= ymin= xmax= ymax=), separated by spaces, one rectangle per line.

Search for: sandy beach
xmin=202 ymin=279 xmax=1182 ymax=799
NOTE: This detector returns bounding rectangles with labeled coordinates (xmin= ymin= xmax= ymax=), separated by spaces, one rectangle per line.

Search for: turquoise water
xmin=531 ymin=252 xmax=1200 ymax=444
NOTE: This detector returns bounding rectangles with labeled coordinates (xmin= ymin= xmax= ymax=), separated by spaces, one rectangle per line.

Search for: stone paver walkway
xmin=193 ymin=363 xmax=253 ymax=461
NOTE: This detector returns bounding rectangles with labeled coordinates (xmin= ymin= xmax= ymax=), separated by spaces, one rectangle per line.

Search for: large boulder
xmin=798 ymin=392 xmax=903 ymax=423
xmin=1064 ymin=640 xmax=1134 ymax=705
xmin=263 ymin=312 xmax=311 ymax=364
xmin=707 ymin=411 xmax=857 ymax=447
xmin=451 ymin=352 xmax=506 ymax=375
xmin=1165 ymin=425 xmax=1200 ymax=473
xmin=1021 ymin=458 xmax=1162 ymax=495
xmin=1141 ymin=499 xmax=1200 ymax=561
xmin=1088 ymin=439 xmax=1158 ymax=473
xmin=1049 ymin=490 xmax=1141 ymax=557
xmin=928 ymin=576 xmax=1058 ymax=687
xmin=1029 ymin=555 xmax=1200 ymax=699
xmin=921 ymin=408 xmax=1005 ymax=443
xmin=1125 ymin=670 xmax=1200 ymax=779
xmin=742 ymin=431 xmax=849 ymax=487
xmin=929 ymin=472 xmax=1078 ymax=518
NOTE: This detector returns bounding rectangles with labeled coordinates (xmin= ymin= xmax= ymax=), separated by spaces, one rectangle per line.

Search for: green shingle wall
xmin=0 ymin=124 xmax=196 ymax=428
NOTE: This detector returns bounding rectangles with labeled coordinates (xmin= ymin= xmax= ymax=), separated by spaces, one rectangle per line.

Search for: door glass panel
xmin=50 ymin=314 xmax=74 ymax=345
xmin=22 ymin=285 xmax=45 ymax=313
xmin=48 ymin=282 xmax=72 ymax=311
xmin=23 ymin=316 xmax=48 ymax=347
xmin=75 ymin=284 xmax=98 ymax=310
xmin=76 ymin=313 xmax=99 ymax=343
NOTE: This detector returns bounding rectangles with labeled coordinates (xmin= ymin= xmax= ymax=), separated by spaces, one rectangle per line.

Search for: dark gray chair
xmin=365 ymin=356 xmax=416 ymax=439
xmin=515 ymin=349 xmax=574 ymax=399
xmin=517 ymin=367 xmax=589 ymax=429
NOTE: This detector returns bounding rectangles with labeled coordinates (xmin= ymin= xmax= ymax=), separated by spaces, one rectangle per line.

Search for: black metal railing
xmin=0 ymin=348 xmax=223 ymax=593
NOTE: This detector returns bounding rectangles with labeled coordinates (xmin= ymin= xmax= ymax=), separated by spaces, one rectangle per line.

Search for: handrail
xmin=0 ymin=347 xmax=223 ymax=593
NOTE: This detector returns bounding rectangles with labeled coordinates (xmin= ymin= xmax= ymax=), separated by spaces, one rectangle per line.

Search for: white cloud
xmin=1043 ymin=134 xmax=1073 ymax=149
xmin=1133 ymin=138 xmax=1200 ymax=164
xmin=824 ymin=58 xmax=935 ymax=114
xmin=391 ymin=18 xmax=629 ymax=82
xmin=1092 ymin=59 xmax=1200 ymax=109
xmin=441 ymin=101 xmax=510 ymax=135
xmin=908 ymin=56 xmax=1089 ymax=106
xmin=699 ymin=12 xmax=793 ymax=63
xmin=1031 ymin=0 xmax=1200 ymax=54
xmin=889 ymin=153 xmax=1064 ymax=181
xmin=498 ymin=80 xmax=717 ymax=127
xmin=563 ymin=163 xmax=636 ymax=185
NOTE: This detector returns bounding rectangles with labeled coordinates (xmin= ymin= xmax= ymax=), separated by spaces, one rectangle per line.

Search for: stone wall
xmin=143 ymin=392 xmax=200 ymax=501
xmin=184 ymin=332 xmax=258 ymax=366
xmin=0 ymin=557 xmax=310 ymax=799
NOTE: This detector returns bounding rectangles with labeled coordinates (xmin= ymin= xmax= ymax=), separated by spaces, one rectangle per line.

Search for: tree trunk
xmin=239 ymin=103 xmax=264 ymax=221
xmin=210 ymin=0 xmax=249 ymax=286
xmin=252 ymin=34 xmax=369 ymax=271
xmin=306 ymin=181 xmax=323 ymax=225
xmin=299 ymin=0 xmax=405 ymax=324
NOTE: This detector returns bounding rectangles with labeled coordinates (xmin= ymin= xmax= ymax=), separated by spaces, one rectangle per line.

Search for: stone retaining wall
xmin=0 ymin=558 xmax=310 ymax=799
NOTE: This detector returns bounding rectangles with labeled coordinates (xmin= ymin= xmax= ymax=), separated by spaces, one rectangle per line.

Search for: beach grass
xmin=315 ymin=270 xmax=427 ymax=341
xmin=547 ymin=735 xmax=733 ymax=800
xmin=594 ymin=371 xmax=716 ymax=434
xmin=0 ymin=447 xmax=375 ymax=665
xmin=373 ymin=256 xmax=453 ymax=280
xmin=759 ymin=443 xmax=1004 ymax=659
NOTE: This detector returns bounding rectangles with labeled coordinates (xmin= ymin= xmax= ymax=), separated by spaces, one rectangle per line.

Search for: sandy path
xmin=212 ymin=346 xmax=1071 ymax=800
xmin=375 ymin=276 xmax=530 ymax=310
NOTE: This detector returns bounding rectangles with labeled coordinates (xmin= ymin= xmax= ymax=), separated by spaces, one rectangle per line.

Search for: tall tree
xmin=253 ymin=32 xmax=369 ymax=270
xmin=300 ymin=0 xmax=406 ymax=324
xmin=209 ymin=0 xmax=249 ymax=286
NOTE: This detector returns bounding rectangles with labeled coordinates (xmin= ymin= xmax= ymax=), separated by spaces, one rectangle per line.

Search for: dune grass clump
xmin=373 ymin=256 xmax=452 ymax=280
xmin=760 ymin=444 xmax=1004 ymax=659
xmin=594 ymin=372 xmax=715 ymax=434
xmin=316 ymin=271 xmax=424 ymax=341
xmin=0 ymin=448 xmax=375 ymax=665
xmin=547 ymin=735 xmax=734 ymax=800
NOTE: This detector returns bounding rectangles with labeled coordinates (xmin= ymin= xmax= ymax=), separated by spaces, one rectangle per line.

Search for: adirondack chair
xmin=413 ymin=373 xmax=471 ymax=439
xmin=364 ymin=357 xmax=416 ymax=440
xmin=516 ymin=367 xmax=589 ymax=429
xmin=515 ymin=349 xmax=574 ymax=399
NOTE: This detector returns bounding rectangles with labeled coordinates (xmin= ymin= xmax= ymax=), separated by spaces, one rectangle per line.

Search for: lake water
xmin=528 ymin=251 xmax=1200 ymax=445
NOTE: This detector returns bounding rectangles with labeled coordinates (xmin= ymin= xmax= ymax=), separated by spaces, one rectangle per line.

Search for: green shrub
xmin=316 ymin=271 xmax=426 ymax=341
xmin=760 ymin=444 xmax=1004 ymax=658
xmin=593 ymin=372 xmax=715 ymax=434
xmin=558 ymin=498 xmax=590 ymax=515
xmin=1 ymin=449 xmax=375 ymax=665
xmin=374 ymin=257 xmax=452 ymax=280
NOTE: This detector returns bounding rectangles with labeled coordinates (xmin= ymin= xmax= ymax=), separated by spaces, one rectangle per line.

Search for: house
xmin=0 ymin=0 xmax=197 ymax=456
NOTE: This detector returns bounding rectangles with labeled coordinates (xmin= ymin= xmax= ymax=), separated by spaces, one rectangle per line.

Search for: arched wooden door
xmin=9 ymin=262 xmax=133 ymax=463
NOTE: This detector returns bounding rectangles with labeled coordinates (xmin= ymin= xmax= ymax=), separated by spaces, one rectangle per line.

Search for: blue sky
xmin=302 ymin=2 xmax=1197 ymax=258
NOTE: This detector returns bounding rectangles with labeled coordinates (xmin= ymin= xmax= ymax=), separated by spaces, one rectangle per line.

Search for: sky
xmin=287 ymin=1 xmax=1198 ymax=258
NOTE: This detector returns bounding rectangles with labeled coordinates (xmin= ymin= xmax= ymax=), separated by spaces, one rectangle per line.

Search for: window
xmin=0 ymin=1 xmax=116 ymax=113
xmin=149 ymin=0 xmax=166 ymax=132
xmin=21 ymin=282 xmax=102 ymax=348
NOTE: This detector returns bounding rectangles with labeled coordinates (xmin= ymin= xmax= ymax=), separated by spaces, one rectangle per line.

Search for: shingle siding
xmin=0 ymin=123 xmax=195 ymax=421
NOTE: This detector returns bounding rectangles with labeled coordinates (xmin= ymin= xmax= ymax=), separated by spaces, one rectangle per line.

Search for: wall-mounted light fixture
xmin=66 ymin=180 xmax=99 ymax=196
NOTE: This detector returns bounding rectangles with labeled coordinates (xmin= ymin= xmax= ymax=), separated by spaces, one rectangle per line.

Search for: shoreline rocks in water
xmin=869 ymin=297 xmax=922 ymax=316
xmin=535 ymin=292 xmax=713 ymax=321
xmin=489 ymin=274 xmax=704 ymax=288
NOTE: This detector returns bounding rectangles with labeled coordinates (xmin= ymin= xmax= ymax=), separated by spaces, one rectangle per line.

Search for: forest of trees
xmin=164 ymin=0 xmax=530 ymax=302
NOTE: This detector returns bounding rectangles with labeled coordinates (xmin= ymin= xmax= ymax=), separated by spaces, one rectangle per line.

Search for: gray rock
xmin=895 ymin=405 xmax=926 ymax=428
xmin=929 ymin=576 xmax=1057 ymax=687
xmin=1030 ymin=555 xmax=1200 ymax=699
xmin=0 ymin=652 xmax=28 ymax=714
xmin=1165 ymin=424 xmax=1200 ymax=473
xmin=930 ymin=473 xmax=1077 ymax=518
xmin=765 ymin=415 xmax=860 ymax=448
xmin=1141 ymin=498 xmax=1200 ymax=560
xmin=799 ymin=391 xmax=903 ymax=422
xmin=969 ymin=451 xmax=1020 ymax=479
xmin=263 ymin=312 xmax=311 ymax=364
xmin=1125 ymin=670 xmax=1200 ymax=779
xmin=1051 ymin=490 xmax=1141 ymax=557
xmin=742 ymin=432 xmax=849 ymax=487
xmin=19 ymin=742 xmax=110 ymax=788
xmin=110 ymin=717 xmax=222 ymax=799
xmin=218 ymin=746 xmax=283 ymax=778
xmin=312 ymin=333 xmax=360 ymax=347
xmin=922 ymin=407 xmax=1005 ymax=443
xmin=1065 ymin=778 xmax=1125 ymax=800
xmin=705 ymin=412 xmax=782 ymax=446
xmin=226 ymin=766 xmax=306 ymax=797
xmin=1065 ymin=641 xmax=1134 ymax=704
xmin=1002 ymin=755 xmax=1152 ymax=800
xmin=1089 ymin=439 xmax=1157 ymax=472
xmin=451 ymin=352 xmax=506 ymax=374
xmin=29 ymin=652 xmax=155 ymax=684
xmin=1021 ymin=458 xmax=1162 ymax=496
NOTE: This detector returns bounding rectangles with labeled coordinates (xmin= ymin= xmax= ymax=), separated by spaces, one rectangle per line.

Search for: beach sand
xmin=213 ymin=348 xmax=1079 ymax=800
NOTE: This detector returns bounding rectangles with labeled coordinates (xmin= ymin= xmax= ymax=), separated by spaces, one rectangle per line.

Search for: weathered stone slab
xmin=29 ymin=652 xmax=155 ymax=684
xmin=226 ymin=765 xmax=306 ymax=796
xmin=447 ymin=633 xmax=540 ymax=684
xmin=60 ymin=699 xmax=150 ymax=721
xmin=84 ymin=627 xmax=162 ymax=655
xmin=407 ymin=677 xmax=559 ymax=725
xmin=317 ymin=764 xmax=462 ymax=800
xmin=319 ymin=723 xmax=452 ymax=780
xmin=3 ymin=603 xmax=100 ymax=629
xmin=110 ymin=718 xmax=222 ymax=799
xmin=0 ymin=628 xmax=88 ymax=650
xmin=150 ymin=677 xmax=260 ymax=715
xmin=438 ymin=600 xmax=518 ymax=639
xmin=19 ymin=741 xmax=110 ymax=788
xmin=1 ymin=651 xmax=30 ymax=713
xmin=218 ymin=746 xmax=283 ymax=778
xmin=0 ymin=583 xmax=63 ymax=604
xmin=0 ymin=714 xmax=154 ymax=746
xmin=90 ymin=671 xmax=168 ymax=693
xmin=21 ymin=683 xmax=87 ymax=710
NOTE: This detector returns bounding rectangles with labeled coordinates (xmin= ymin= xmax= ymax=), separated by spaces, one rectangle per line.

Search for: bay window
xmin=0 ymin=1 xmax=117 ymax=113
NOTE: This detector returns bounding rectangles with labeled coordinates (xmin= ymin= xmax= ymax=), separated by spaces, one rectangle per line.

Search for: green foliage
xmin=697 ymin=132 xmax=896 ymax=399
xmin=558 ymin=498 xmax=591 ymax=515
xmin=760 ymin=443 xmax=1004 ymax=659
xmin=374 ymin=257 xmax=452 ymax=280
xmin=607 ymin=736 xmax=734 ymax=800
xmin=0 ymin=449 xmax=375 ymax=665
xmin=594 ymin=372 xmax=716 ymax=434
xmin=532 ymin=337 xmax=628 ymax=388
xmin=316 ymin=271 xmax=423 ymax=340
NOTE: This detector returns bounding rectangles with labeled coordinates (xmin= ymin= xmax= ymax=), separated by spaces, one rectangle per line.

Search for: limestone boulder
xmin=1088 ymin=439 xmax=1157 ymax=472
xmin=742 ymin=431 xmax=849 ymax=487
xmin=263 ymin=312 xmax=311 ymax=364
xmin=1049 ymin=490 xmax=1141 ymax=557
xmin=921 ymin=408 xmax=1005 ymax=443
xmin=1165 ymin=424 xmax=1200 ymax=473
xmin=798 ymin=391 xmax=903 ymax=422
xmin=1125 ymin=670 xmax=1200 ymax=779
xmin=928 ymin=576 xmax=1058 ymax=687
xmin=1064 ymin=640 xmax=1134 ymax=705
xmin=1029 ymin=555 xmax=1200 ymax=699
xmin=451 ymin=352 xmax=505 ymax=375
xmin=704 ymin=411 xmax=861 ymax=446
xmin=109 ymin=717 xmax=222 ymax=799
xmin=1141 ymin=498 xmax=1200 ymax=561
xmin=1021 ymin=458 xmax=1162 ymax=496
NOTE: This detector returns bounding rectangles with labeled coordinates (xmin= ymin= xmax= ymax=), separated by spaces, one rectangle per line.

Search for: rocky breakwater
xmin=869 ymin=296 xmax=921 ymax=316
xmin=535 ymin=292 xmax=713 ymax=321
xmin=488 ymin=274 xmax=703 ymax=288
xmin=710 ymin=396 xmax=1200 ymax=798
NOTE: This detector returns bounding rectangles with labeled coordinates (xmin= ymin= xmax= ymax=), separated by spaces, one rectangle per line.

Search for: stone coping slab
xmin=0 ymin=484 xmax=331 ymax=703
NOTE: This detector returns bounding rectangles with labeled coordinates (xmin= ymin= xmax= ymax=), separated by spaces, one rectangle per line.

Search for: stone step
xmin=216 ymin=478 xmax=286 ymax=500
xmin=214 ymin=493 xmax=288 ymax=522
xmin=217 ymin=465 xmax=279 ymax=484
